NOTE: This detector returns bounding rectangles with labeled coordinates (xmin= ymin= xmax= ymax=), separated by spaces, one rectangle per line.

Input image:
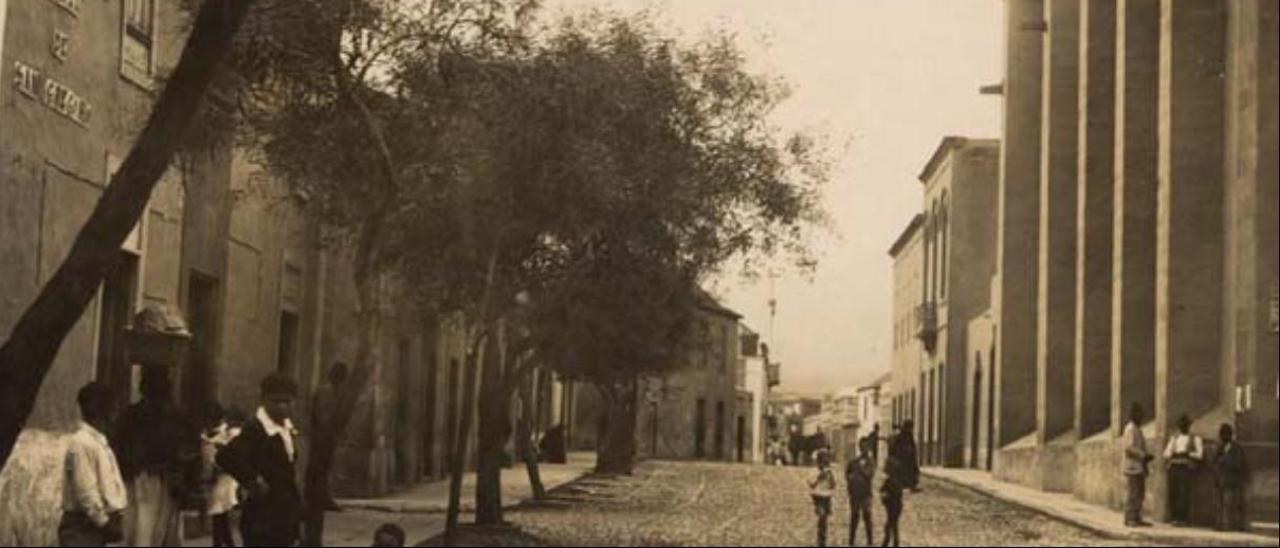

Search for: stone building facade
xmin=738 ymin=327 xmax=776 ymax=464
xmin=888 ymin=137 xmax=1000 ymax=468
xmin=888 ymin=215 xmax=924 ymax=434
xmin=0 ymin=2 xmax=476 ymax=543
xmin=988 ymin=0 xmax=1278 ymax=526
xmin=636 ymin=292 xmax=744 ymax=462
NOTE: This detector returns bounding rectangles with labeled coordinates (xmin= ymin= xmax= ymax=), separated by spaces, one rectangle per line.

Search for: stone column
xmin=1154 ymin=0 xmax=1226 ymax=432
xmin=1223 ymin=0 xmax=1280 ymax=452
xmin=1111 ymin=0 xmax=1160 ymax=434
xmin=995 ymin=0 xmax=1044 ymax=449
xmin=1036 ymin=0 xmax=1080 ymax=446
xmin=1074 ymin=0 xmax=1116 ymax=440
xmin=1152 ymin=0 xmax=1228 ymax=523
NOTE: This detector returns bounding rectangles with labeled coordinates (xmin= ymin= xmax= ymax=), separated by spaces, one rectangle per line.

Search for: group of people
xmin=1121 ymin=403 xmax=1252 ymax=532
xmin=57 ymin=364 xmax=407 ymax=547
xmin=807 ymin=421 xmax=919 ymax=547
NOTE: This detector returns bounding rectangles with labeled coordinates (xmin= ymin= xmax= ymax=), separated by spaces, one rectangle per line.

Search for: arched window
xmin=929 ymin=201 xmax=939 ymax=303
xmin=940 ymin=193 xmax=949 ymax=299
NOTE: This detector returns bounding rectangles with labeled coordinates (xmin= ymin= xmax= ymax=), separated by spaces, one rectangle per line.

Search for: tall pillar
xmin=1036 ymin=0 xmax=1080 ymax=444
xmin=1111 ymin=0 xmax=1160 ymax=434
xmin=1154 ymin=0 xmax=1226 ymax=432
xmin=1224 ymin=0 xmax=1280 ymax=459
xmin=1074 ymin=0 xmax=1116 ymax=439
xmin=995 ymin=0 xmax=1044 ymax=449
xmin=1153 ymin=0 xmax=1228 ymax=523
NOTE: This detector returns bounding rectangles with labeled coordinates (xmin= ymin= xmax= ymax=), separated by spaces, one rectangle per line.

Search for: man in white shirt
xmin=1163 ymin=414 xmax=1204 ymax=525
xmin=60 ymin=382 xmax=127 ymax=547
xmin=1122 ymin=403 xmax=1155 ymax=527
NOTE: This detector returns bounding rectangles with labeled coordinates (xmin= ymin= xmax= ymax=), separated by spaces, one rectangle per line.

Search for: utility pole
xmin=767 ymin=269 xmax=778 ymax=350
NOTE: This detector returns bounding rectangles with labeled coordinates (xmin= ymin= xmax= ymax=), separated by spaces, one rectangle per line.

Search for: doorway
xmin=276 ymin=310 xmax=299 ymax=374
xmin=96 ymin=252 xmax=139 ymax=412
xmin=971 ymin=354 xmax=982 ymax=469
xmin=183 ymin=272 xmax=218 ymax=410
xmin=694 ymin=399 xmax=706 ymax=459
xmin=736 ymin=415 xmax=746 ymax=462
xmin=714 ymin=400 xmax=726 ymax=460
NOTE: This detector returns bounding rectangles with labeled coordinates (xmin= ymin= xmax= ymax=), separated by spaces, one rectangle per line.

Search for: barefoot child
xmin=808 ymin=448 xmax=837 ymax=547
xmin=880 ymin=474 xmax=903 ymax=548
xmin=201 ymin=404 xmax=243 ymax=547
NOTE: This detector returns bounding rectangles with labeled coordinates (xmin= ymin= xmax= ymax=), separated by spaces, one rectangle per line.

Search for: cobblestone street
xmin=488 ymin=461 xmax=1170 ymax=547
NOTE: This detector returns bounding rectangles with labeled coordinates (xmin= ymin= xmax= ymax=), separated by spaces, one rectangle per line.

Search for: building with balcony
xmin=738 ymin=326 xmax=775 ymax=463
xmin=888 ymin=136 xmax=1000 ymax=468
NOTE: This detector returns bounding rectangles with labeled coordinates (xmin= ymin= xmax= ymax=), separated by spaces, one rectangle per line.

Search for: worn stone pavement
xmin=473 ymin=460 xmax=1179 ymax=547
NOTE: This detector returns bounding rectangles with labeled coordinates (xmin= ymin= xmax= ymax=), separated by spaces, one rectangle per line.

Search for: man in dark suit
xmin=217 ymin=372 xmax=303 ymax=547
xmin=888 ymin=420 xmax=920 ymax=491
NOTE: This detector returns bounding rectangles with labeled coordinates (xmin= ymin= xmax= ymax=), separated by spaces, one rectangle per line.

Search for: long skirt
xmin=125 ymin=473 xmax=183 ymax=547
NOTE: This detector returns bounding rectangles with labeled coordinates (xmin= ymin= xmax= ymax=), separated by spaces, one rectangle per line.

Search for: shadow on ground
xmin=416 ymin=473 xmax=626 ymax=547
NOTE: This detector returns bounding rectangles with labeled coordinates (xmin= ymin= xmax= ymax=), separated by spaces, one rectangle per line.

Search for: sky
xmin=541 ymin=0 xmax=1004 ymax=396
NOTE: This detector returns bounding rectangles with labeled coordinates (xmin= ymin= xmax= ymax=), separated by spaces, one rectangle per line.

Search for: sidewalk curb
xmin=338 ymin=467 xmax=597 ymax=515
xmin=923 ymin=469 xmax=1279 ymax=547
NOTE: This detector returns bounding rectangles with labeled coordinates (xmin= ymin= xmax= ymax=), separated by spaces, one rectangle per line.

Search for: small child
xmin=846 ymin=439 xmax=876 ymax=547
xmin=880 ymin=474 xmax=903 ymax=548
xmin=372 ymin=523 xmax=406 ymax=547
xmin=808 ymin=448 xmax=837 ymax=547
xmin=202 ymin=404 xmax=244 ymax=547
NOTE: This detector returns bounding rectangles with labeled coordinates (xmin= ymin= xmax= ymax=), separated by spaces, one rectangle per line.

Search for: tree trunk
xmin=303 ymin=258 xmax=379 ymax=546
xmin=444 ymin=339 xmax=481 ymax=547
xmin=512 ymin=366 xmax=547 ymax=501
xmin=595 ymin=379 xmax=639 ymax=476
xmin=0 ymin=0 xmax=255 ymax=469
xmin=474 ymin=329 xmax=510 ymax=525
xmin=516 ymin=367 xmax=546 ymax=501
xmin=445 ymin=252 xmax=499 ymax=546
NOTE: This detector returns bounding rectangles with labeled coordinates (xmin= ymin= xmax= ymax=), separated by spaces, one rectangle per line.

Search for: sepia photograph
xmin=0 ymin=0 xmax=1276 ymax=546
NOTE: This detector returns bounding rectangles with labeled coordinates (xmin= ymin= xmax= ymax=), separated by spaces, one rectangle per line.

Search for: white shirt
xmin=256 ymin=407 xmax=298 ymax=462
xmin=1163 ymin=433 xmax=1204 ymax=462
xmin=62 ymin=421 xmax=128 ymax=526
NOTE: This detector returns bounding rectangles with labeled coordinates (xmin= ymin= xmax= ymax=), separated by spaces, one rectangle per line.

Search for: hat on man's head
xmin=260 ymin=371 xmax=299 ymax=398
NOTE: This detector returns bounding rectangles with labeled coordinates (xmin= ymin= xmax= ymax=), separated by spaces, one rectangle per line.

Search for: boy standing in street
xmin=846 ymin=438 xmax=876 ymax=546
xmin=60 ymin=382 xmax=127 ymax=547
xmin=808 ymin=448 xmax=837 ymax=547
xmin=217 ymin=372 xmax=303 ymax=547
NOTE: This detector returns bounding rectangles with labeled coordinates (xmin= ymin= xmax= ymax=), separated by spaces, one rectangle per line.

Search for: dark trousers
xmin=813 ymin=496 xmax=832 ymax=547
xmin=881 ymin=499 xmax=901 ymax=548
xmin=1125 ymin=474 xmax=1146 ymax=524
xmin=58 ymin=512 xmax=106 ymax=547
xmin=212 ymin=513 xmax=235 ymax=547
xmin=848 ymin=496 xmax=873 ymax=546
xmin=1167 ymin=464 xmax=1194 ymax=523
xmin=241 ymin=508 xmax=299 ymax=547
xmin=1219 ymin=486 xmax=1247 ymax=532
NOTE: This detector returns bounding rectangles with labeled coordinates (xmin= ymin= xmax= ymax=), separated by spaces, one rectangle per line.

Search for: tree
xmin=397 ymin=9 xmax=829 ymax=517
xmin=0 ymin=0 xmax=256 ymax=470
xmin=503 ymin=14 xmax=829 ymax=476
xmin=216 ymin=0 xmax=538 ymax=540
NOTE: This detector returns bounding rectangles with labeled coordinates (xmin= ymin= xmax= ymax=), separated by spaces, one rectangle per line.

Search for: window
xmin=720 ymin=324 xmax=731 ymax=372
xmin=940 ymin=195 xmax=949 ymax=300
xmin=698 ymin=320 xmax=710 ymax=368
xmin=276 ymin=311 xmax=299 ymax=373
xmin=121 ymin=0 xmax=155 ymax=85
xmin=124 ymin=0 xmax=154 ymax=42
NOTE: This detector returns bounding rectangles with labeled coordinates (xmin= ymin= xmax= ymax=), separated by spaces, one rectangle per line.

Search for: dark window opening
xmin=276 ymin=311 xmax=300 ymax=374
xmin=95 ymin=252 xmax=138 ymax=413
